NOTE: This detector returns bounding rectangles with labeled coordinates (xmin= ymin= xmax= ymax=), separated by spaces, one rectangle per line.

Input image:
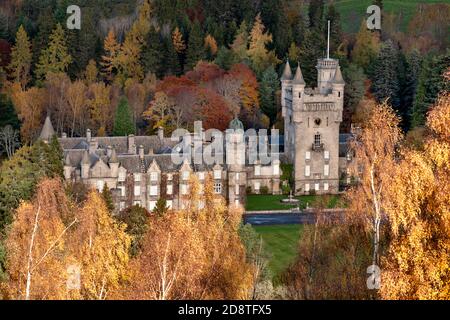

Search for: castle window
xmin=326 ymin=117 xmax=329 ymax=126
xmin=305 ymin=165 xmax=311 ymax=177
xmin=119 ymin=201 xmax=126 ymax=211
xmin=182 ymin=171 xmax=189 ymax=180
xmin=315 ymin=183 xmax=320 ymax=191
xmin=314 ymin=133 xmax=321 ymax=147
xmin=305 ymin=183 xmax=310 ymax=192
xmin=148 ymin=201 xmax=157 ymax=211
xmin=118 ymin=171 xmax=126 ymax=182
xmin=338 ymin=91 xmax=341 ymax=97
xmin=149 ymin=185 xmax=158 ymax=196
xmin=324 ymin=182 xmax=329 ymax=191
xmin=324 ymin=164 xmax=329 ymax=176
xmin=299 ymin=92 xmax=301 ymax=98
xmin=235 ymin=172 xmax=240 ymax=181
xmin=150 ymin=172 xmax=158 ymax=182
xmin=305 ymin=151 xmax=311 ymax=160
xmin=214 ymin=183 xmax=222 ymax=194
xmin=167 ymin=173 xmax=173 ymax=181
xmin=214 ymin=169 xmax=221 ymax=180
xmin=166 ymin=200 xmax=173 ymax=209
xmin=235 ymin=184 xmax=240 ymax=195
xmin=134 ymin=173 xmax=141 ymax=182
xmin=167 ymin=184 xmax=173 ymax=195
xmin=324 ymin=151 xmax=330 ymax=160
xmin=254 ymin=182 xmax=260 ymax=192
xmin=134 ymin=185 xmax=141 ymax=196
xmin=118 ymin=186 xmax=126 ymax=197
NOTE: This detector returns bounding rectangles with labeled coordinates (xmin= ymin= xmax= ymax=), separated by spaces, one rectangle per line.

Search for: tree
xmin=100 ymin=30 xmax=120 ymax=83
xmin=153 ymin=198 xmax=169 ymax=217
xmin=371 ymin=40 xmax=401 ymax=110
xmin=259 ymin=65 xmax=279 ymax=126
xmin=87 ymin=82 xmax=111 ymax=133
xmin=115 ymin=205 xmax=150 ymax=257
xmin=185 ymin=21 xmax=205 ymax=71
xmin=70 ymin=190 xmax=131 ymax=300
xmin=247 ymin=13 xmax=280 ymax=76
xmin=342 ymin=64 xmax=367 ymax=132
xmin=401 ymin=50 xmax=422 ymax=129
xmin=325 ymin=2 xmax=343 ymax=57
xmin=347 ymin=102 xmax=402 ymax=271
xmin=142 ymin=91 xmax=175 ymax=132
xmin=35 ymin=23 xmax=72 ymax=81
xmin=230 ymin=21 xmax=249 ymax=63
xmin=142 ymin=26 xmax=164 ymax=78
xmin=0 ymin=125 xmax=20 ymax=159
xmin=113 ymin=96 xmax=135 ymax=136
xmin=3 ymin=178 xmax=77 ymax=300
xmin=123 ymin=176 xmax=253 ymax=300
xmin=0 ymin=93 xmax=20 ymax=129
xmin=308 ymin=0 xmax=325 ymax=29
xmin=204 ymin=34 xmax=218 ymax=61
xmin=351 ymin=20 xmax=380 ymax=73
xmin=299 ymin=28 xmax=325 ymax=86
xmin=9 ymin=25 xmax=32 ymax=89
xmin=381 ymin=92 xmax=450 ymax=299
xmin=411 ymin=51 xmax=449 ymax=128
xmin=84 ymin=59 xmax=98 ymax=85
xmin=101 ymin=183 xmax=114 ymax=213
xmin=172 ymin=27 xmax=186 ymax=54
xmin=67 ymin=80 xmax=87 ymax=137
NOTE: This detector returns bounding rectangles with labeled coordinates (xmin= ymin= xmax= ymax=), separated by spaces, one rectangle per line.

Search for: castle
xmin=38 ymin=27 xmax=353 ymax=211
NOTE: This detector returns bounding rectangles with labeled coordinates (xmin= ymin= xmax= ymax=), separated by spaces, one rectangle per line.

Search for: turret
xmin=280 ymin=60 xmax=293 ymax=116
xmin=292 ymin=64 xmax=306 ymax=116
xmin=332 ymin=65 xmax=345 ymax=114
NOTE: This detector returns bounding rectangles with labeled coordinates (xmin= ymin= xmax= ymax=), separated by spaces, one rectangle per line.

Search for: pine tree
xmin=230 ymin=21 xmax=249 ymax=63
xmin=259 ymin=65 xmax=279 ymax=126
xmin=153 ymin=198 xmax=169 ymax=217
xmin=308 ymin=0 xmax=325 ymax=29
xmin=371 ymin=40 xmax=401 ymax=110
xmin=163 ymin=35 xmax=182 ymax=76
xmin=326 ymin=3 xmax=343 ymax=56
xmin=113 ymin=97 xmax=135 ymax=136
xmin=342 ymin=64 xmax=367 ymax=131
xmin=35 ymin=23 xmax=72 ymax=81
xmin=102 ymin=183 xmax=115 ymax=213
xmin=300 ymin=28 xmax=325 ymax=86
xmin=0 ymin=94 xmax=20 ymax=129
xmin=9 ymin=25 xmax=32 ymax=89
xmin=402 ymin=50 xmax=422 ymax=128
xmin=185 ymin=21 xmax=205 ymax=71
xmin=411 ymin=52 xmax=450 ymax=128
xmin=214 ymin=46 xmax=236 ymax=70
xmin=142 ymin=26 xmax=164 ymax=78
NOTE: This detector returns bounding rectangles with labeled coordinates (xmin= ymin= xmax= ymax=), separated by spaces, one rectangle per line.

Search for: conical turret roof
xmin=292 ymin=64 xmax=305 ymax=85
xmin=39 ymin=116 xmax=55 ymax=141
xmin=333 ymin=66 xmax=345 ymax=84
xmin=281 ymin=60 xmax=293 ymax=80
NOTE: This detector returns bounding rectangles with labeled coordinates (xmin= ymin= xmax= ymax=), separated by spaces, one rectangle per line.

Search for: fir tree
xmin=259 ymin=65 xmax=279 ymax=126
xmin=153 ymin=198 xmax=169 ymax=217
xmin=308 ymin=0 xmax=325 ymax=29
xmin=113 ymin=97 xmax=135 ymax=136
xmin=401 ymin=50 xmax=422 ymax=129
xmin=185 ymin=21 xmax=205 ymax=71
xmin=102 ymin=183 xmax=115 ymax=213
xmin=300 ymin=28 xmax=325 ymax=86
xmin=371 ymin=40 xmax=401 ymax=110
xmin=142 ymin=26 xmax=164 ymax=78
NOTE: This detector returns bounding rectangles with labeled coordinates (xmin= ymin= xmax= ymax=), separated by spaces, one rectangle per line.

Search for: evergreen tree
xmin=342 ymin=64 xmax=366 ymax=131
xmin=308 ymin=0 xmax=325 ymax=29
xmin=259 ymin=65 xmax=279 ymax=126
xmin=402 ymin=50 xmax=422 ymax=128
xmin=163 ymin=35 xmax=182 ymax=76
xmin=214 ymin=46 xmax=236 ymax=70
xmin=300 ymin=28 xmax=325 ymax=86
xmin=102 ymin=183 xmax=115 ymax=213
xmin=153 ymin=198 xmax=169 ymax=217
xmin=326 ymin=3 xmax=343 ymax=56
xmin=35 ymin=23 xmax=72 ymax=81
xmin=371 ymin=40 xmax=401 ymax=110
xmin=411 ymin=51 xmax=450 ymax=128
xmin=113 ymin=97 xmax=135 ymax=136
xmin=142 ymin=26 xmax=164 ymax=78
xmin=9 ymin=25 xmax=32 ymax=89
xmin=0 ymin=94 xmax=20 ymax=130
xmin=185 ymin=21 xmax=205 ymax=71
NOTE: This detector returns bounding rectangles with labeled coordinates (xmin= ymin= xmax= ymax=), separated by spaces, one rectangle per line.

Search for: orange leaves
xmin=172 ymin=27 xmax=186 ymax=54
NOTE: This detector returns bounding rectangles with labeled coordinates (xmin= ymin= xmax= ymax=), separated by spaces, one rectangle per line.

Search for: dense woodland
xmin=0 ymin=0 xmax=449 ymax=300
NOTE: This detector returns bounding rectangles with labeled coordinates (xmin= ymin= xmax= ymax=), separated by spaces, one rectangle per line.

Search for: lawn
xmin=332 ymin=0 xmax=449 ymax=33
xmin=245 ymin=194 xmax=344 ymax=211
xmin=253 ymin=224 xmax=303 ymax=281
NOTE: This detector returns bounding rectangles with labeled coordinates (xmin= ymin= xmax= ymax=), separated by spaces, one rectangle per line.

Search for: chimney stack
xmin=139 ymin=145 xmax=145 ymax=159
xmin=62 ymin=132 xmax=67 ymax=138
xmin=106 ymin=145 xmax=112 ymax=158
xmin=157 ymin=127 xmax=164 ymax=140
xmin=86 ymin=129 xmax=91 ymax=142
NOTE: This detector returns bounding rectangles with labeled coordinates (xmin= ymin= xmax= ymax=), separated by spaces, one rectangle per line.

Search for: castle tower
xmin=281 ymin=21 xmax=345 ymax=195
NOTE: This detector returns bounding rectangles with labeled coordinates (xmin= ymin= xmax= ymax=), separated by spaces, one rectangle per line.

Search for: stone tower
xmin=281 ymin=28 xmax=345 ymax=194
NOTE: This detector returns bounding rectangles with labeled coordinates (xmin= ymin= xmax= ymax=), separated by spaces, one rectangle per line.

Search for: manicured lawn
xmin=253 ymin=224 xmax=303 ymax=281
xmin=245 ymin=194 xmax=344 ymax=211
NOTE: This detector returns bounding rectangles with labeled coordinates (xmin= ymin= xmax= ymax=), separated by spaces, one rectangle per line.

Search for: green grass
xmin=333 ymin=0 xmax=450 ymax=33
xmin=245 ymin=194 xmax=344 ymax=211
xmin=253 ymin=224 xmax=303 ymax=281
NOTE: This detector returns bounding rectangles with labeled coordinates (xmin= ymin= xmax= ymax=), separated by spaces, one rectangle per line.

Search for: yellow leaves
xmin=427 ymin=93 xmax=450 ymax=140
xmin=204 ymin=34 xmax=218 ymax=56
xmin=172 ymin=27 xmax=186 ymax=54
